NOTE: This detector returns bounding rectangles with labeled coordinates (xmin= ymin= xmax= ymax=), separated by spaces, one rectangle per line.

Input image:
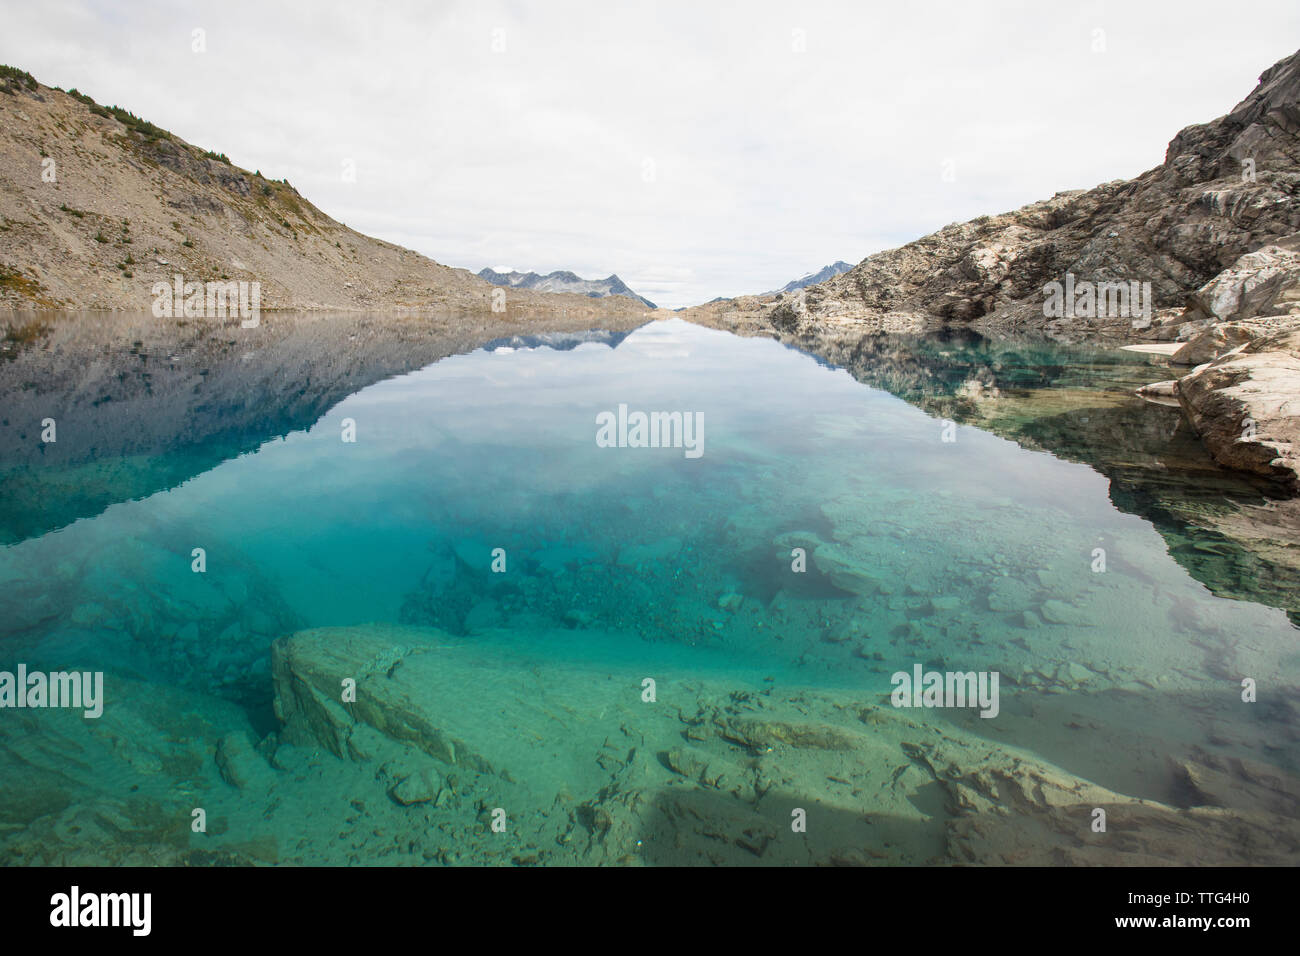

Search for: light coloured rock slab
xmin=1178 ymin=328 xmax=1300 ymax=485
xmin=1121 ymin=343 xmax=1183 ymax=355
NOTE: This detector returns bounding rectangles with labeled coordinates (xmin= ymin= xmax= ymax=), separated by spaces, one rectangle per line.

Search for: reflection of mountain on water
xmin=481 ymin=329 xmax=635 ymax=352
xmin=0 ymin=313 xmax=648 ymax=545
xmin=7 ymin=312 xmax=1299 ymax=620
xmin=778 ymin=328 xmax=1300 ymax=619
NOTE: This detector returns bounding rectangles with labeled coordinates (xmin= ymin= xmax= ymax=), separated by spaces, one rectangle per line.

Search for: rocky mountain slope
xmin=478 ymin=268 xmax=657 ymax=309
xmin=688 ymin=49 xmax=1300 ymax=343
xmin=0 ymin=67 xmax=649 ymax=318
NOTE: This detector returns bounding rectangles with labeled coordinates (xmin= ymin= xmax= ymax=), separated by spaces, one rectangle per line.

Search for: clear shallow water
xmin=1 ymin=317 xmax=1297 ymax=864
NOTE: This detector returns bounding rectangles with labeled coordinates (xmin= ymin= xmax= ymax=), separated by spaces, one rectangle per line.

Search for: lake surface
xmin=1 ymin=316 xmax=1296 ymax=865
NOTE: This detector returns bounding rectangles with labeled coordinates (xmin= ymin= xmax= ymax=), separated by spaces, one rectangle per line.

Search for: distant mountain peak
xmin=767 ymin=261 xmax=855 ymax=296
xmin=477 ymin=267 xmax=656 ymax=309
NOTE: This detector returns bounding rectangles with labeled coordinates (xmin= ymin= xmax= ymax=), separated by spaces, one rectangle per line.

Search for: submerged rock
xmin=271 ymin=625 xmax=493 ymax=772
xmin=615 ymin=536 xmax=682 ymax=567
xmin=720 ymin=716 xmax=860 ymax=752
xmin=810 ymin=543 xmax=881 ymax=595
xmin=1039 ymin=599 xmax=1090 ymax=626
xmin=8 ymin=624 xmax=1292 ymax=866
xmin=214 ymin=732 xmax=266 ymax=790
xmin=389 ymin=767 xmax=444 ymax=806
xmin=987 ymin=577 xmax=1034 ymax=613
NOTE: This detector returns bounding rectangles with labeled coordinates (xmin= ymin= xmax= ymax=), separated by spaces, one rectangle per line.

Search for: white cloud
xmin=3 ymin=0 xmax=1297 ymax=307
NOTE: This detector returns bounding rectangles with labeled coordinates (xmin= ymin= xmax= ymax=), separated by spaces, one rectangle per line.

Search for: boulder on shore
xmin=1177 ymin=327 xmax=1300 ymax=486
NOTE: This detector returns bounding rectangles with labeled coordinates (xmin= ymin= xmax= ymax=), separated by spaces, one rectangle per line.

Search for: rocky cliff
xmin=687 ymin=49 xmax=1300 ymax=343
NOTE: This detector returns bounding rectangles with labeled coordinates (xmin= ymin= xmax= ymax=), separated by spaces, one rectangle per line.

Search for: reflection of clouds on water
xmin=1 ymin=317 xmax=1297 ymax=867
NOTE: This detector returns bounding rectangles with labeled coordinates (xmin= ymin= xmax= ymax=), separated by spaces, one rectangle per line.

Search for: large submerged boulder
xmin=273 ymin=625 xmax=515 ymax=773
xmin=260 ymin=625 xmax=1300 ymax=865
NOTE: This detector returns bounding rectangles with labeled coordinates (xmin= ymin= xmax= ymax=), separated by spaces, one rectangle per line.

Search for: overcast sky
xmin=3 ymin=1 xmax=1298 ymax=308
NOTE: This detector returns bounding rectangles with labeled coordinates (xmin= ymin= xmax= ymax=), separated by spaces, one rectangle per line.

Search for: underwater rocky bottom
xmin=0 ymin=318 xmax=1296 ymax=865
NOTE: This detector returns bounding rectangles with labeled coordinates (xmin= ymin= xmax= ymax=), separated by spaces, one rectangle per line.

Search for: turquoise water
xmin=1 ymin=317 xmax=1297 ymax=865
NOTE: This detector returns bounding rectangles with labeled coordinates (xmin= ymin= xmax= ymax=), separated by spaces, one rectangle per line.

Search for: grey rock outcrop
xmin=1119 ymin=244 xmax=1300 ymax=486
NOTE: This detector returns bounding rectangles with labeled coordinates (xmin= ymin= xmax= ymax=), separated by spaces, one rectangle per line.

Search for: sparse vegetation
xmin=107 ymin=104 xmax=169 ymax=141
xmin=279 ymin=193 xmax=306 ymax=219
xmin=202 ymin=149 xmax=231 ymax=164
xmin=0 ymin=268 xmax=52 ymax=312
xmin=59 ymin=203 xmax=86 ymax=218
xmin=67 ymin=86 xmax=169 ymax=142
xmin=93 ymin=230 xmax=107 ymax=243
xmin=0 ymin=65 xmax=37 ymax=95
